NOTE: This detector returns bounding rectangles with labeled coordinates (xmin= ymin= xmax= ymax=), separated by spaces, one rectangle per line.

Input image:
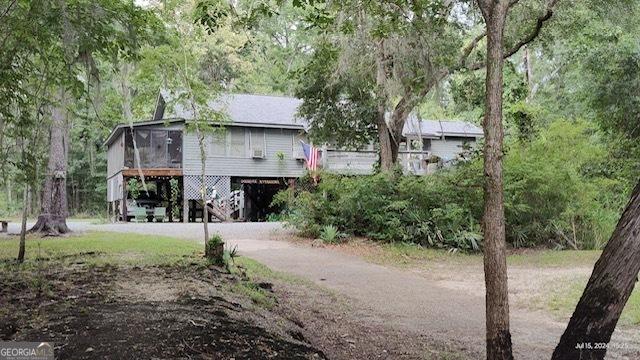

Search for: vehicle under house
xmin=104 ymin=92 xmax=482 ymax=223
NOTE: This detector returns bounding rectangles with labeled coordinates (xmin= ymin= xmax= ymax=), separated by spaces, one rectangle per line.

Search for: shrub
xmin=275 ymin=120 xmax=628 ymax=251
xmin=319 ymin=225 xmax=345 ymax=244
xmin=223 ymin=244 xmax=239 ymax=273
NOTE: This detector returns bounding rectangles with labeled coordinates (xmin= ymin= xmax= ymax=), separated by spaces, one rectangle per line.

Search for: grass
xmin=359 ymin=242 xmax=479 ymax=268
xmin=231 ymin=257 xmax=340 ymax=308
xmin=362 ymin=241 xmax=639 ymax=327
xmin=541 ymin=278 xmax=640 ymax=327
xmin=0 ymin=231 xmax=297 ymax=311
xmin=0 ymin=231 xmax=202 ymax=267
xmin=235 ymin=257 xmax=312 ymax=285
xmin=507 ymin=249 xmax=602 ymax=267
xmin=359 ymin=241 xmax=602 ymax=268
xmin=231 ymin=281 xmax=275 ymax=309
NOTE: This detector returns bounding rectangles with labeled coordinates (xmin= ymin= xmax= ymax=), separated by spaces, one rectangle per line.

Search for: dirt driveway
xmin=12 ymin=221 xmax=638 ymax=359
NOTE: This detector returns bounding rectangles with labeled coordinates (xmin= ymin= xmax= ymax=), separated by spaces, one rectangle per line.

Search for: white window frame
xmin=208 ymin=131 xmax=227 ymax=158
xmin=249 ymin=128 xmax=266 ymax=154
xmin=228 ymin=127 xmax=246 ymax=158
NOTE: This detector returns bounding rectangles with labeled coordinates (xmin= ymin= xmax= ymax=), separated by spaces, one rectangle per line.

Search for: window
xmin=229 ymin=128 xmax=245 ymax=157
xmin=250 ymin=128 xmax=265 ymax=152
xmin=422 ymin=139 xmax=431 ymax=151
xmin=209 ymin=132 xmax=226 ymax=157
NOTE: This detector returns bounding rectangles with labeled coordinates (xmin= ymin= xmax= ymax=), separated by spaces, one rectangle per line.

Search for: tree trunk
xmin=375 ymin=40 xmax=399 ymax=172
xmin=0 ymin=116 xmax=5 ymax=171
xmin=479 ymin=1 xmax=513 ymax=359
xmin=377 ymin=115 xmax=399 ymax=171
xmin=30 ymin=88 xmax=70 ymax=235
xmin=17 ymin=185 xmax=29 ymax=263
xmin=7 ymin=179 xmax=12 ymax=209
xmin=552 ymin=181 xmax=640 ymax=360
xmin=523 ymin=46 xmax=533 ymax=94
xmin=197 ymin=129 xmax=209 ymax=245
xmin=120 ymin=62 xmax=149 ymax=195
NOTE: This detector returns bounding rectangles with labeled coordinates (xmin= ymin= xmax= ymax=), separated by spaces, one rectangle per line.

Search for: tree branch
xmin=467 ymin=0 xmax=558 ymax=70
xmin=503 ymin=0 xmax=557 ymax=59
xmin=0 ymin=0 xmax=17 ymax=22
xmin=456 ymin=0 xmax=522 ymax=71
xmin=385 ymin=0 xmax=532 ymax=134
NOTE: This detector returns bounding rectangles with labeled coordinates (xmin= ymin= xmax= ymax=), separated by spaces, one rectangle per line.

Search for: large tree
xmin=295 ymin=0 xmax=559 ymax=171
xmin=476 ymin=0 xmax=514 ymax=357
xmin=475 ymin=0 xmax=559 ymax=358
xmin=552 ymin=180 xmax=640 ymax=359
xmin=550 ymin=3 xmax=640 ymax=357
xmin=20 ymin=0 xmax=159 ymax=234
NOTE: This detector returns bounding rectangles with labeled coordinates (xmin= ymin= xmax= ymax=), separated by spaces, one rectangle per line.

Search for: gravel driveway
xmin=8 ymin=221 xmax=638 ymax=359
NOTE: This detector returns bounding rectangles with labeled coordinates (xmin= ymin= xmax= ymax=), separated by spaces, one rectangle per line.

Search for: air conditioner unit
xmin=252 ymin=148 xmax=265 ymax=159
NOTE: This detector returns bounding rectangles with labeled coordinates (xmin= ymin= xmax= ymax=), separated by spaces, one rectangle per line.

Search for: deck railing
xmin=323 ymin=148 xmax=435 ymax=175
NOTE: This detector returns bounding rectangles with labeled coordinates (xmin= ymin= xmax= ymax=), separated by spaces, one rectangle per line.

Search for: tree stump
xmin=205 ymin=238 xmax=224 ymax=265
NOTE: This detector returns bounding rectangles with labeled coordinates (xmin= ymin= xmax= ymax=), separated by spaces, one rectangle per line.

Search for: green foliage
xmin=295 ymin=40 xmax=377 ymax=148
xmin=277 ymin=120 xmax=628 ymax=251
xmin=169 ymin=178 xmax=180 ymax=219
xmin=502 ymin=120 xmax=623 ymax=249
xmin=223 ymin=244 xmax=239 ymax=273
xmin=127 ymin=178 xmax=141 ymax=200
xmin=319 ymin=225 xmax=345 ymax=244
xmin=275 ymin=171 xmax=483 ymax=251
xmin=206 ymin=234 xmax=225 ymax=265
xmin=208 ymin=234 xmax=224 ymax=247
xmin=450 ymin=62 xmax=529 ymax=121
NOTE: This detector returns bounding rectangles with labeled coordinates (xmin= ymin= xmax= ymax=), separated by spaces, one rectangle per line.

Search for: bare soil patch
xmin=0 ymin=261 xmax=325 ymax=359
xmin=264 ymin=272 xmax=474 ymax=359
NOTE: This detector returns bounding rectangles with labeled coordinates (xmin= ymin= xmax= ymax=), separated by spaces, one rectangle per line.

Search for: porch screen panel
xmin=168 ymin=131 xmax=182 ymax=167
xmin=135 ymin=130 xmax=152 ymax=167
xmin=229 ymin=128 xmax=245 ymax=157
xmin=124 ymin=131 xmax=134 ymax=167
xmin=150 ymin=130 xmax=168 ymax=167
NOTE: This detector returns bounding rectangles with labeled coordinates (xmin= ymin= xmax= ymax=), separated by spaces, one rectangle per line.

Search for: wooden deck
xmin=122 ymin=168 xmax=183 ymax=177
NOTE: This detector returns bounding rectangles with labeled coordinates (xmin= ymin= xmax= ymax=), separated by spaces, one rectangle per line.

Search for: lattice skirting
xmin=183 ymin=175 xmax=231 ymax=201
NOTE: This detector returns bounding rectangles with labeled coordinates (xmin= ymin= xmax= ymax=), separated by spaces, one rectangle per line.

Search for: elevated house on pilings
xmin=103 ymin=91 xmax=482 ymax=223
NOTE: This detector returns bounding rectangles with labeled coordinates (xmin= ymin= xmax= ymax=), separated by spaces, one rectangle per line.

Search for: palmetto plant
xmin=319 ymin=225 xmax=345 ymax=244
xmin=223 ymin=244 xmax=240 ymax=273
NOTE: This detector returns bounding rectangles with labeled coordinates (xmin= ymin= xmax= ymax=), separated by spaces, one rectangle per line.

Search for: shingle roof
xmin=165 ymin=91 xmax=305 ymax=129
xmin=104 ymin=91 xmax=482 ymax=146
xmin=402 ymin=114 xmax=483 ymax=138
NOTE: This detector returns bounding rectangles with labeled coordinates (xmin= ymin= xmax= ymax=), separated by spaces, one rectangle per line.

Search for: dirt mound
xmin=1 ymin=263 xmax=325 ymax=359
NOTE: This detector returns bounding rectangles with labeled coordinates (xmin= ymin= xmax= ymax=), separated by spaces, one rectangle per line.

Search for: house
xmin=104 ymin=92 xmax=482 ymax=222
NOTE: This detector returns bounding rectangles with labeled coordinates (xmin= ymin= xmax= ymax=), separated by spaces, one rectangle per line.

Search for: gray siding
xmin=324 ymin=150 xmax=377 ymax=175
xmin=106 ymin=173 xmax=123 ymax=202
xmin=183 ymin=126 xmax=306 ymax=177
xmin=107 ymin=133 xmax=124 ymax=178
xmin=430 ymin=138 xmax=473 ymax=162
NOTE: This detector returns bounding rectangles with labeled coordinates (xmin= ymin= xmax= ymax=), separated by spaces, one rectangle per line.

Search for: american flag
xmin=300 ymin=141 xmax=321 ymax=171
